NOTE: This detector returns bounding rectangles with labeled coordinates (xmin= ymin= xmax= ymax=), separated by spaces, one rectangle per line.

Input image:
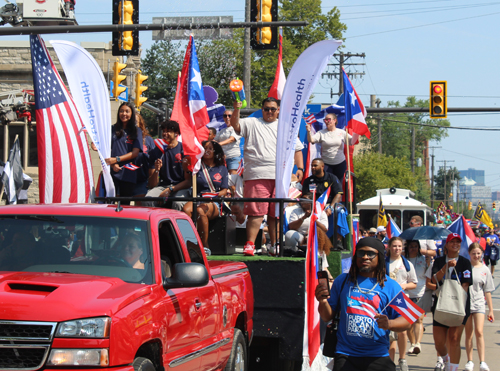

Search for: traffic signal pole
xmin=0 ymin=21 xmax=307 ymax=36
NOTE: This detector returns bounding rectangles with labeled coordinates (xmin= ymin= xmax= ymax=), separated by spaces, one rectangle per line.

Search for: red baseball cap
xmin=446 ymin=233 xmax=462 ymax=244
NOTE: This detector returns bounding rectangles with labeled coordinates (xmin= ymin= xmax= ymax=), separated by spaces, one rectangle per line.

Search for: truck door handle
xmin=195 ymin=299 xmax=202 ymax=310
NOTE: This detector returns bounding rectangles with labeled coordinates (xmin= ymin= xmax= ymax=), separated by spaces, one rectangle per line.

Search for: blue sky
xmin=4 ymin=0 xmax=500 ymax=193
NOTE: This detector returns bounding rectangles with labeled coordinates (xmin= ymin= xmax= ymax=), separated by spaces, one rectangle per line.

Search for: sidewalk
xmin=400 ymin=274 xmax=500 ymax=371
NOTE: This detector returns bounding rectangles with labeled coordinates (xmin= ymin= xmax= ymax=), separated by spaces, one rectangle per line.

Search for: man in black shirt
xmin=302 ymin=158 xmax=342 ymax=216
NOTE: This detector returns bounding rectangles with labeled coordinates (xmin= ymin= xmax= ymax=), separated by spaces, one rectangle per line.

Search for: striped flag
xmin=123 ymin=163 xmax=140 ymax=171
xmin=386 ymin=215 xmax=401 ymax=239
xmin=236 ymin=158 xmax=244 ymax=176
xmin=474 ymin=202 xmax=494 ymax=230
xmin=154 ymin=138 xmax=168 ymax=153
xmin=0 ymin=137 xmax=23 ymax=204
xmin=378 ymin=195 xmax=388 ymax=227
xmin=30 ymin=35 xmax=94 ymax=203
xmin=447 ymin=214 xmax=476 ymax=258
xmin=387 ymin=290 xmax=425 ymax=324
xmin=304 ymin=188 xmax=321 ymax=367
xmin=268 ymin=28 xmax=286 ymax=100
xmin=170 ymin=35 xmax=210 ymax=174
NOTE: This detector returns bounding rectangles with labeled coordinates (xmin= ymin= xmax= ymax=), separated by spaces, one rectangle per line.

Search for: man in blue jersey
xmin=316 ymin=238 xmax=412 ymax=371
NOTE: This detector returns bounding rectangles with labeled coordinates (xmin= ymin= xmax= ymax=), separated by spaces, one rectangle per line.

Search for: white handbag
xmin=433 ymin=267 xmax=467 ymax=327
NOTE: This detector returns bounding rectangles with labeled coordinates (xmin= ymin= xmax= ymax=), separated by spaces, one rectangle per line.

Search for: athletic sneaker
xmin=260 ymin=245 xmax=268 ymax=255
xmin=434 ymin=361 xmax=445 ymax=371
xmin=243 ymin=241 xmax=255 ymax=256
xmin=268 ymin=244 xmax=277 ymax=256
xmin=413 ymin=343 xmax=421 ymax=355
xmin=464 ymin=361 xmax=474 ymax=371
xmin=479 ymin=362 xmax=490 ymax=371
xmin=399 ymin=359 xmax=409 ymax=371
xmin=408 ymin=344 xmax=415 ymax=355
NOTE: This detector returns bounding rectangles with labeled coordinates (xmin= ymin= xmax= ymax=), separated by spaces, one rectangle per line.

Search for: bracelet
xmin=297 ymin=167 xmax=304 ymax=172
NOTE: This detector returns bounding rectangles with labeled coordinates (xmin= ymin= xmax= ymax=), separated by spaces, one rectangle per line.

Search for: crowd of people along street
xmin=102 ymin=97 xmax=496 ymax=371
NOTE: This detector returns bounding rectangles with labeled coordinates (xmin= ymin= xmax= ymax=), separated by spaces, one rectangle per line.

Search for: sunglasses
xmin=355 ymin=249 xmax=378 ymax=259
xmin=324 ymin=118 xmax=333 ymax=122
xmin=263 ymin=107 xmax=278 ymax=112
xmin=223 ymin=114 xmax=232 ymax=118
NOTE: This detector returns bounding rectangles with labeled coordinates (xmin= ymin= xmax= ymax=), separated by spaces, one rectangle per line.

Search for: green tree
xmin=433 ymin=166 xmax=460 ymax=202
xmin=353 ymin=152 xmax=430 ymax=203
xmin=363 ymin=97 xmax=450 ymax=166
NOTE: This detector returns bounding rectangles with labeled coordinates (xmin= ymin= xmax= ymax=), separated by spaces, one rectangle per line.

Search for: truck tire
xmin=133 ymin=357 xmax=156 ymax=371
xmin=224 ymin=328 xmax=247 ymax=371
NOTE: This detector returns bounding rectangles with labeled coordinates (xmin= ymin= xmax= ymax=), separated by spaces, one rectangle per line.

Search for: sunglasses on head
xmin=355 ymin=249 xmax=378 ymax=259
xmin=263 ymin=107 xmax=278 ymax=112
xmin=223 ymin=114 xmax=232 ymax=118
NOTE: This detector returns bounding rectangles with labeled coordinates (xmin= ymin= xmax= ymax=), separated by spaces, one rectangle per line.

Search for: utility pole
xmin=427 ymin=146 xmax=441 ymax=209
xmin=370 ymin=95 xmax=382 ymax=153
xmin=411 ymin=127 xmax=415 ymax=173
xmin=321 ymin=52 xmax=366 ymax=98
xmin=437 ymin=160 xmax=455 ymax=207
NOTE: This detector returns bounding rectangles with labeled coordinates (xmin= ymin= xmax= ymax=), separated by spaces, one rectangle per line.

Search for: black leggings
xmin=324 ymin=160 xmax=347 ymax=183
xmin=333 ymin=354 xmax=395 ymax=371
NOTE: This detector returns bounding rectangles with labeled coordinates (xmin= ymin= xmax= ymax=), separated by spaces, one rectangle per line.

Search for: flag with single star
xmin=388 ymin=290 xmax=424 ymax=324
xmin=342 ymin=68 xmax=370 ymax=143
xmin=30 ymin=35 xmax=94 ymax=204
xmin=171 ymin=35 xmax=210 ymax=174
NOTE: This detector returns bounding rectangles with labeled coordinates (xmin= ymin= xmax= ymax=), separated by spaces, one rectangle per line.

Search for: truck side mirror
xmin=163 ymin=263 xmax=209 ymax=289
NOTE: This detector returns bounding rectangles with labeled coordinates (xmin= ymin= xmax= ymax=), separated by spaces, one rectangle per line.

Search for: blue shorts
xmin=226 ymin=156 xmax=241 ymax=170
xmin=133 ymin=181 xmax=148 ymax=196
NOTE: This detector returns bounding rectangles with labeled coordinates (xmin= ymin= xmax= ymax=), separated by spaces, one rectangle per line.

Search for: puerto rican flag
xmin=447 ymin=214 xmax=475 ymax=259
xmin=171 ymin=35 xmax=209 ymax=174
xmin=30 ymin=35 xmax=93 ymax=203
xmin=342 ymin=68 xmax=370 ymax=144
xmin=347 ymin=293 xmax=381 ymax=318
xmin=388 ymin=290 xmax=425 ymax=324
xmin=154 ymin=138 xmax=168 ymax=153
xmin=315 ymin=185 xmax=330 ymax=216
xmin=123 ymin=163 xmax=140 ymax=171
xmin=304 ymin=189 xmax=320 ymax=367
xmin=386 ymin=215 xmax=401 ymax=239
xmin=236 ymin=158 xmax=244 ymax=176
xmin=268 ymin=28 xmax=286 ymax=100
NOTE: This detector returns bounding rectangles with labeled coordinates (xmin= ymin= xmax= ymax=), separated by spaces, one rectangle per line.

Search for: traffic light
xmin=112 ymin=59 xmax=127 ymax=100
xmin=493 ymin=202 xmax=496 ymax=211
xmin=112 ymin=0 xmax=139 ymax=56
xmin=250 ymin=0 xmax=278 ymax=50
xmin=134 ymin=70 xmax=148 ymax=109
xmin=468 ymin=201 xmax=472 ymax=210
xmin=429 ymin=81 xmax=447 ymax=119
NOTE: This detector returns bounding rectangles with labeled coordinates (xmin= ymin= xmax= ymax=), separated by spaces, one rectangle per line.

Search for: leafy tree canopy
xmin=353 ymin=152 xmax=430 ymax=204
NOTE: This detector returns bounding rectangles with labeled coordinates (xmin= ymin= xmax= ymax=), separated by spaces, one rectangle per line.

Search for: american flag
xmin=30 ymin=35 xmax=93 ymax=203
xmin=170 ymin=35 xmax=209 ymax=174
xmin=236 ymin=158 xmax=244 ymax=176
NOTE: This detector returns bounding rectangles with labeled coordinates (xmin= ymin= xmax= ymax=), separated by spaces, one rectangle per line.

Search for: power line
xmin=378 ymin=117 xmax=500 ymax=131
xmin=349 ymin=11 xmax=500 ymax=38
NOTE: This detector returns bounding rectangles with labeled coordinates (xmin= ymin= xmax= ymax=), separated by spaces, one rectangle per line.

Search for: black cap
xmin=356 ymin=237 xmax=385 ymax=256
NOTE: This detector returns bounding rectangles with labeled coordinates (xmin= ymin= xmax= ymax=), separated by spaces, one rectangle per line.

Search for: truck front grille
xmin=0 ymin=321 xmax=57 ymax=370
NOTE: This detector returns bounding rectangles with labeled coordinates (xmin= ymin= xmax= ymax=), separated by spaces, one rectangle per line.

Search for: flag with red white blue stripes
xmin=30 ymin=34 xmax=94 ymax=203
xmin=387 ymin=290 xmax=425 ymax=324
xmin=123 ymin=163 xmax=140 ymax=171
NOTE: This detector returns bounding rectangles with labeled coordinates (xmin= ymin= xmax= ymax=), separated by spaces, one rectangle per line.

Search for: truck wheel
xmin=133 ymin=357 xmax=156 ymax=371
xmin=224 ymin=328 xmax=247 ymax=371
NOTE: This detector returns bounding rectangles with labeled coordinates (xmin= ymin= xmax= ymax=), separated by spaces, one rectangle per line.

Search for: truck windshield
xmin=0 ymin=215 xmax=152 ymax=284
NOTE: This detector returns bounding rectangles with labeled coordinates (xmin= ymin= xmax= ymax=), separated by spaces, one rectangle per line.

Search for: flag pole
xmin=345 ymin=130 xmax=354 ymax=243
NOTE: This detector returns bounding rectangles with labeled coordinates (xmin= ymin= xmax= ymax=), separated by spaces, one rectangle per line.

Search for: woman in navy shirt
xmin=133 ymin=113 xmax=155 ymax=201
xmin=105 ymin=102 xmax=143 ymax=204
xmin=183 ymin=141 xmax=228 ymax=250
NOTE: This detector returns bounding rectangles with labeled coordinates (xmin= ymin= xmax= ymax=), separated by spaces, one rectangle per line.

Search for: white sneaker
xmin=479 ymin=362 xmax=490 ymax=371
xmin=268 ymin=244 xmax=277 ymax=256
xmin=434 ymin=361 xmax=445 ymax=371
xmin=408 ymin=344 xmax=415 ymax=355
xmin=413 ymin=343 xmax=421 ymax=355
xmin=464 ymin=361 xmax=474 ymax=371
xmin=260 ymin=245 xmax=268 ymax=255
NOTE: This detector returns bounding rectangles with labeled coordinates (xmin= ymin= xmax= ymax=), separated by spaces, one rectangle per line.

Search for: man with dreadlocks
xmin=316 ymin=238 xmax=412 ymax=371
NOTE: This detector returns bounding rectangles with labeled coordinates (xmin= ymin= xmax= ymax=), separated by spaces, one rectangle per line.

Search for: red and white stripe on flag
xmin=30 ymin=35 xmax=93 ymax=204
xmin=388 ymin=290 xmax=425 ymax=324
xmin=268 ymin=30 xmax=286 ymax=100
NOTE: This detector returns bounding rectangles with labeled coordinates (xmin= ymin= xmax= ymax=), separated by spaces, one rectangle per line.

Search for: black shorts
xmin=333 ymin=354 xmax=395 ymax=371
xmin=484 ymin=256 xmax=497 ymax=266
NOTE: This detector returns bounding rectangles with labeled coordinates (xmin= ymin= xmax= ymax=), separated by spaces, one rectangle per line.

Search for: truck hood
xmin=0 ymin=272 xmax=152 ymax=322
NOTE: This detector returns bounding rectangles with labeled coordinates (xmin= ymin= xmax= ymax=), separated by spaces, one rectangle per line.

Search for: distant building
xmin=492 ymin=191 xmax=500 ymax=201
xmin=459 ymin=176 xmax=492 ymax=212
xmin=459 ymin=168 xmax=485 ymax=186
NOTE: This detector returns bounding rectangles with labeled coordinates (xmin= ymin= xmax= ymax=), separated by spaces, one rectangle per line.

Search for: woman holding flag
xmin=182 ymin=141 xmax=228 ymax=252
xmin=306 ymin=112 xmax=352 ymax=182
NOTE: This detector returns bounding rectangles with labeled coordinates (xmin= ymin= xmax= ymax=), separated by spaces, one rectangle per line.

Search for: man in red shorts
xmin=232 ymin=97 xmax=281 ymax=256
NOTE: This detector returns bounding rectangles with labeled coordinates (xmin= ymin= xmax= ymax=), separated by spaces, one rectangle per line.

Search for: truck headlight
xmin=47 ymin=348 xmax=109 ymax=366
xmin=56 ymin=317 xmax=111 ymax=338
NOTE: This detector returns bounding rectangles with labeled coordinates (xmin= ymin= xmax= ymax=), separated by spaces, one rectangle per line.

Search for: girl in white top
xmin=463 ymin=243 xmax=495 ymax=371
xmin=387 ymin=237 xmax=418 ymax=371
xmin=404 ymin=240 xmax=428 ymax=356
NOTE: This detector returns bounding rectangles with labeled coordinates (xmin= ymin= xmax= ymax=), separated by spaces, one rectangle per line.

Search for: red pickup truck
xmin=0 ymin=204 xmax=254 ymax=371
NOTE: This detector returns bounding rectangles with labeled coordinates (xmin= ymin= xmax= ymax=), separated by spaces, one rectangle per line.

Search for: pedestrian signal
xmin=430 ymin=81 xmax=447 ymax=119
xmin=112 ymin=0 xmax=139 ymax=56
xmin=112 ymin=59 xmax=127 ymax=99
xmin=250 ymin=0 xmax=278 ymax=50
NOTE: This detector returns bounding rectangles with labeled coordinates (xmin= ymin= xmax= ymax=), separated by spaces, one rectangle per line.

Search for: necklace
xmin=355 ymin=278 xmax=378 ymax=294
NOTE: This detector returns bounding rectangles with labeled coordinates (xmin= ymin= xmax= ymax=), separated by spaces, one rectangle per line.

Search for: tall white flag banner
xmin=275 ymin=40 xmax=342 ymax=217
xmin=51 ymin=40 xmax=115 ymax=197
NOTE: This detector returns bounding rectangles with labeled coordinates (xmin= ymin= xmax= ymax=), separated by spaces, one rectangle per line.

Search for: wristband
xmin=116 ymin=156 xmax=121 ymax=163
xmin=297 ymin=168 xmax=304 ymax=172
